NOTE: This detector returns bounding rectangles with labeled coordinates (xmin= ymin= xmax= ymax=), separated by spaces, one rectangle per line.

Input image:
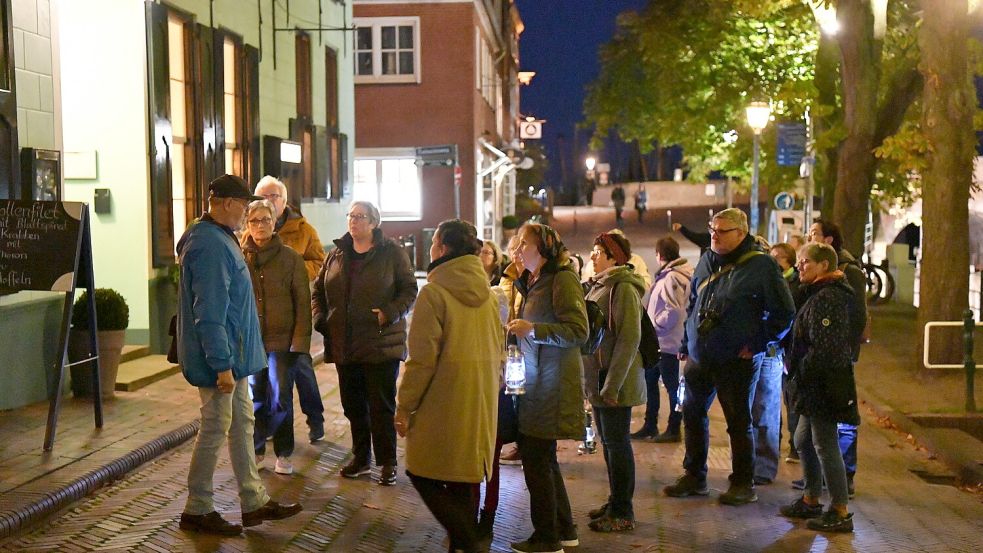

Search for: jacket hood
xmin=591 ymin=264 xmax=646 ymax=296
xmin=658 ymin=257 xmax=694 ymax=280
xmin=837 ymin=247 xmax=861 ymax=268
xmin=176 ymin=215 xmax=234 ymax=256
xmin=334 ymin=227 xmax=388 ymax=253
xmin=428 ymin=254 xmax=492 ymax=308
xmin=242 ymin=234 xmax=285 ymax=267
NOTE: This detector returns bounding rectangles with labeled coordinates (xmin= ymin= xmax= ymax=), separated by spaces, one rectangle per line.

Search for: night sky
xmin=515 ymin=0 xmax=649 ymax=192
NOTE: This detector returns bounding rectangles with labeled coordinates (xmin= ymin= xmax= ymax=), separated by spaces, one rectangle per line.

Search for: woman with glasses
xmin=242 ymin=199 xmax=312 ymax=475
xmin=313 ymin=201 xmax=418 ymax=486
xmin=505 ymin=223 xmax=588 ymax=553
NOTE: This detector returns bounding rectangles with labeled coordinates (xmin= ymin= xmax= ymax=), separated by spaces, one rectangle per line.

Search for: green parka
xmin=396 ymin=255 xmax=503 ymax=483
xmin=583 ymin=265 xmax=646 ymax=407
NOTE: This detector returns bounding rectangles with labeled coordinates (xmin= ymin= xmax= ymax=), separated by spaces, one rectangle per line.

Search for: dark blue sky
xmin=515 ymin=0 xmax=648 ymax=191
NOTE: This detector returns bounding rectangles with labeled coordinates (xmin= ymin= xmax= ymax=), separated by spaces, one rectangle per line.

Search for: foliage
xmin=501 ymin=214 xmax=521 ymax=229
xmin=72 ymin=288 xmax=130 ymax=331
xmin=516 ymin=142 xmax=549 ymax=191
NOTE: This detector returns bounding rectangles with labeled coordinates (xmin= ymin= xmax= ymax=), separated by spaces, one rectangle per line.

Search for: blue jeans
xmin=682 ymin=357 xmax=759 ymax=487
xmin=795 ymin=415 xmax=850 ymax=508
xmin=641 ymin=353 xmax=682 ymax=434
xmin=751 ymin=351 xmax=783 ymax=481
xmin=594 ymin=406 xmax=635 ymax=519
xmin=185 ymin=377 xmax=270 ymax=515
xmin=252 ymin=352 xmax=299 ymax=458
xmin=838 ymin=423 xmax=858 ymax=477
xmin=292 ymin=352 xmax=324 ymax=428
xmin=782 ymin=372 xmax=799 ymax=453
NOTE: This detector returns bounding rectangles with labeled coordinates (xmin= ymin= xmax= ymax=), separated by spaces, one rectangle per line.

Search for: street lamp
xmin=585 ymin=157 xmax=597 ymax=206
xmin=746 ymin=101 xmax=771 ymax=233
xmin=585 ymin=157 xmax=596 ymax=172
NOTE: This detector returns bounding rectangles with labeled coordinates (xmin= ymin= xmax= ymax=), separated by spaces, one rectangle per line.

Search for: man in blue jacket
xmin=177 ymin=175 xmax=302 ymax=536
xmin=663 ymin=208 xmax=795 ymax=506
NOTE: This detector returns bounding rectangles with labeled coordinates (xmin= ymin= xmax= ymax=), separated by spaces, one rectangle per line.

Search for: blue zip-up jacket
xmin=680 ymin=234 xmax=795 ymax=365
xmin=176 ymin=215 xmax=266 ymax=387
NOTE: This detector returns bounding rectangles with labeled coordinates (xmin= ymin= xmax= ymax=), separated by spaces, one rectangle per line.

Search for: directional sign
xmin=776 ymin=123 xmax=807 ymax=167
xmin=415 ymin=145 xmax=458 ymax=167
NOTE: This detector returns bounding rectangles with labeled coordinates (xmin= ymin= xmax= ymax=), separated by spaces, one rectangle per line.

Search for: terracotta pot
xmin=69 ymin=328 xmax=125 ymax=399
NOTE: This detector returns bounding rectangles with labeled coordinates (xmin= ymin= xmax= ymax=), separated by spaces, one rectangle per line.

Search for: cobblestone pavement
xmin=2 ymin=361 xmax=981 ymax=553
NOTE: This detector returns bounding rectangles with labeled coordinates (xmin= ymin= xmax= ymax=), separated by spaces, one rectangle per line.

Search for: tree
xmin=917 ymin=0 xmax=975 ymax=365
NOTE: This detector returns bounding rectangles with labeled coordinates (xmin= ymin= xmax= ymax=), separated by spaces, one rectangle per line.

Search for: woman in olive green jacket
xmin=505 ymin=223 xmax=588 ymax=553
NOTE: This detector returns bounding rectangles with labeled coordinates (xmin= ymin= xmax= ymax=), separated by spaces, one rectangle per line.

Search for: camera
xmin=697 ymin=308 xmax=721 ymax=337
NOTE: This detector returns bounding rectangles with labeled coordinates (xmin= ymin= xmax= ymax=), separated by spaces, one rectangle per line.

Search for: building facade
xmin=352 ymin=0 xmax=523 ymax=264
xmin=0 ymin=0 xmax=355 ymax=410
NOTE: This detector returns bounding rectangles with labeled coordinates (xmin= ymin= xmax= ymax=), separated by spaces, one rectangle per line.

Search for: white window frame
xmin=353 ymin=17 xmax=421 ymax=84
xmin=353 ymin=148 xmax=423 ymax=221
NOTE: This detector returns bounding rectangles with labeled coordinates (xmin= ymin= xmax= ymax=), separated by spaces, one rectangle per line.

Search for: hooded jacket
xmin=583 ymin=265 xmax=647 ymax=407
xmin=396 ymin=254 xmax=503 ymax=483
xmin=241 ymin=206 xmax=325 ymax=280
xmin=176 ymin=216 xmax=266 ymax=387
xmin=681 ymin=234 xmax=795 ymax=365
xmin=789 ymin=273 xmax=862 ymax=425
xmin=836 ymin=248 xmax=868 ymax=360
xmin=646 ymin=257 xmax=694 ymax=354
xmin=242 ymin=234 xmax=312 ymax=354
xmin=312 ymin=228 xmax=418 ymax=364
xmin=514 ymin=262 xmax=589 ymax=440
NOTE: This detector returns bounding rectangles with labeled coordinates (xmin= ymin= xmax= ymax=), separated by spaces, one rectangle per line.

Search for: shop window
xmin=353 ymin=151 xmax=421 ymax=221
xmin=353 ymin=17 xmax=420 ymax=84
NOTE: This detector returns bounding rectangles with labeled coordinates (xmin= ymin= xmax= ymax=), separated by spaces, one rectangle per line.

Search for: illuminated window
xmin=353 ymin=17 xmax=420 ymax=84
xmin=353 ymin=150 xmax=421 ymax=221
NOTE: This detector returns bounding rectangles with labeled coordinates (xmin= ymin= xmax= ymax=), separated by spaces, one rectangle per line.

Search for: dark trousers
xmin=252 ymin=352 xmax=295 ymax=458
xmin=682 ymin=357 xmax=759 ymax=487
xmin=516 ymin=433 xmax=574 ymax=544
xmin=337 ymin=359 xmax=399 ymax=466
xmin=641 ymin=353 xmax=682 ymax=434
xmin=293 ymin=353 xmax=324 ymax=428
xmin=481 ymin=439 xmax=505 ymax=515
xmin=408 ymin=471 xmax=481 ymax=552
xmin=594 ymin=406 xmax=635 ymax=519
xmin=782 ymin=373 xmax=799 ymax=453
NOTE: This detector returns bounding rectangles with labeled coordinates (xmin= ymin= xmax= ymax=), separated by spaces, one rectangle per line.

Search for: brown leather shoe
xmin=241 ymin=499 xmax=302 ymax=527
xmin=179 ymin=511 xmax=242 ymax=536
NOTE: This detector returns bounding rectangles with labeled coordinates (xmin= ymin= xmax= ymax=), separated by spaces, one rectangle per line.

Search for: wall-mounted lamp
xmin=280 ymin=140 xmax=302 ymax=164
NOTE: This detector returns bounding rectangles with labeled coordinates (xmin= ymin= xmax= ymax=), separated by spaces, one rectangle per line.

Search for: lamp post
xmin=746 ymin=101 xmax=771 ymax=233
xmin=585 ymin=156 xmax=597 ymax=206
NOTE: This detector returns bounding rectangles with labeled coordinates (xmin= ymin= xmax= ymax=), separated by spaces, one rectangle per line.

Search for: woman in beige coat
xmin=395 ymin=219 xmax=503 ymax=553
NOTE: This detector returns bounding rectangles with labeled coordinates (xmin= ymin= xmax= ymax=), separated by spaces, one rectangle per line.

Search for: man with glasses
xmin=663 ymin=208 xmax=795 ymax=506
xmin=242 ymin=175 xmax=327 ymax=443
xmin=176 ymin=175 xmax=302 ymax=535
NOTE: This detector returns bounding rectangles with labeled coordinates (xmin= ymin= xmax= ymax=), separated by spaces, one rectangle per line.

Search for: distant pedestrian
xmin=583 ymin=232 xmax=646 ymax=532
xmin=807 ymin=219 xmax=867 ymax=496
xmin=586 ymin=179 xmax=597 ymax=206
xmin=635 ymin=236 xmax=693 ymax=443
xmin=611 ymin=184 xmax=626 ymax=228
xmin=313 ymin=200 xmax=418 ymax=487
xmin=243 ymin=175 xmax=326 ymax=443
xmin=779 ymin=242 xmax=863 ymax=533
xmin=634 ymin=184 xmax=648 ymax=223
xmin=176 ymin=175 xmax=301 ymax=536
xmin=395 ymin=219 xmax=503 ymax=553
xmin=663 ymin=208 xmax=795 ymax=507
xmin=505 ymin=223 xmax=588 ymax=553
xmin=242 ymin=199 xmax=312 ymax=476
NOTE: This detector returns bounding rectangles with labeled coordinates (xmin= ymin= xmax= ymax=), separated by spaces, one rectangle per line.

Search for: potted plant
xmin=69 ymin=288 xmax=130 ymax=399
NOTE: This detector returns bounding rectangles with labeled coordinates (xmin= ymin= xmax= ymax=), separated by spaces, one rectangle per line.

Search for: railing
xmin=922 ymin=308 xmax=978 ymax=412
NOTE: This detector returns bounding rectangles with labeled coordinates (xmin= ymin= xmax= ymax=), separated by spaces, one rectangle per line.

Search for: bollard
xmin=963 ymin=308 xmax=977 ymax=413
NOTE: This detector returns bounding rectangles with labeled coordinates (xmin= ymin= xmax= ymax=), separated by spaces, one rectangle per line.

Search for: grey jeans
xmin=794 ymin=414 xmax=849 ymax=508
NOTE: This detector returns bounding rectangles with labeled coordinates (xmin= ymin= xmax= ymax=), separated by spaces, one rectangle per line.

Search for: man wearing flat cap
xmin=176 ymin=174 xmax=302 ymax=535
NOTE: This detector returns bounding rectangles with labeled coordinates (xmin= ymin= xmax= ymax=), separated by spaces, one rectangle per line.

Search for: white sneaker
xmin=274 ymin=456 xmax=294 ymax=475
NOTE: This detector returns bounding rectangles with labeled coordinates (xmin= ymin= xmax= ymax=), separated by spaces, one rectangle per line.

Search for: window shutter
xmin=243 ymin=45 xmax=260 ymax=185
xmin=145 ymin=1 xmax=175 ymax=267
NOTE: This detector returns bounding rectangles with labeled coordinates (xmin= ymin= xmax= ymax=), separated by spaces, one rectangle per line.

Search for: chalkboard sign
xmin=0 ymin=200 xmax=83 ymax=293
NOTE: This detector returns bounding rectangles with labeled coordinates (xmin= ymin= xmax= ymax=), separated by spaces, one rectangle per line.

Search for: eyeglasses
xmin=247 ymin=217 xmax=273 ymax=226
xmin=708 ymin=225 xmax=740 ymax=236
xmin=347 ymin=213 xmax=370 ymax=221
xmin=260 ymin=193 xmax=282 ymax=201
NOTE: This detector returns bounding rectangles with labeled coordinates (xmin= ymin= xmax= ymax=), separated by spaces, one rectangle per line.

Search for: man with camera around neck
xmin=663 ymin=208 xmax=795 ymax=506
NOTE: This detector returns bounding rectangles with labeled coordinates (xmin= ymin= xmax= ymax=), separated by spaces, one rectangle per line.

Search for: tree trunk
xmin=917 ymin=0 xmax=974 ymax=368
xmin=833 ymin=0 xmax=881 ymax=256
xmin=813 ymin=29 xmax=841 ymax=217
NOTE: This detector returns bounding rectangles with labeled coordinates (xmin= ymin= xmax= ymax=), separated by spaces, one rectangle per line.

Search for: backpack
xmin=581 ymin=298 xmax=606 ymax=355
xmin=609 ymin=283 xmax=660 ymax=368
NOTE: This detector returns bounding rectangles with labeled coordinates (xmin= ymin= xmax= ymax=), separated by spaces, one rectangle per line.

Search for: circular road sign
xmin=774 ymin=192 xmax=794 ymax=210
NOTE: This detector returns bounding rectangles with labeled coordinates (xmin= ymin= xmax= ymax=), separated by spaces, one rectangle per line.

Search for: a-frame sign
xmin=0 ymin=200 xmax=102 ymax=450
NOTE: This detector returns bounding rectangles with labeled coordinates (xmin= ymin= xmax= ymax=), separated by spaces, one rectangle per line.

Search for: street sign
xmin=520 ymin=121 xmax=542 ymax=139
xmin=774 ymin=191 xmax=795 ymax=210
xmin=453 ymin=165 xmax=462 ymax=187
xmin=776 ymin=123 xmax=807 ymax=167
xmin=415 ymin=145 xmax=458 ymax=167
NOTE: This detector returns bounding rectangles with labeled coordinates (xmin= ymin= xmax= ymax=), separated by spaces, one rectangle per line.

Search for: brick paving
xmin=1 ymin=359 xmax=982 ymax=552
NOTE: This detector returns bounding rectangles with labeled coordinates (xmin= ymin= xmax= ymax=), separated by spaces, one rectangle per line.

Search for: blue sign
xmin=774 ymin=192 xmax=795 ymax=210
xmin=776 ymin=123 xmax=807 ymax=167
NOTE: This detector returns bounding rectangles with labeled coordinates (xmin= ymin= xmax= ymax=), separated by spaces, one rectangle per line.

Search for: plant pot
xmin=69 ymin=328 xmax=125 ymax=399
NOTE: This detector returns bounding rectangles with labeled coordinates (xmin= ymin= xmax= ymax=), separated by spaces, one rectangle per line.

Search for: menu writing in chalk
xmin=0 ymin=201 xmax=83 ymax=293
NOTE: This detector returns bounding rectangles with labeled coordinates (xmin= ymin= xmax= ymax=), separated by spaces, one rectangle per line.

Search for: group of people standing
xmin=173 ymin=173 xmax=865 ymax=550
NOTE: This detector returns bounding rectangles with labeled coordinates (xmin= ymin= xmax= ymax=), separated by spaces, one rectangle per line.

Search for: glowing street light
xmin=585 ymin=157 xmax=596 ymax=171
xmin=746 ymin=101 xmax=771 ymax=233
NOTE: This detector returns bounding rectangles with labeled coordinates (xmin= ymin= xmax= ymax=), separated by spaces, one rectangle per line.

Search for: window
xmin=353 ymin=17 xmax=420 ymax=84
xmin=167 ymin=13 xmax=192 ymax=235
xmin=353 ymin=150 xmax=421 ymax=220
xmin=295 ymin=32 xmax=312 ymax=119
xmin=222 ymin=37 xmax=240 ymax=177
xmin=476 ymin=32 xmax=496 ymax=107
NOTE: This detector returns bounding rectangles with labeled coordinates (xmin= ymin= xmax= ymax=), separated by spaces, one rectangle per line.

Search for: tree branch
xmin=873 ymin=65 xmax=923 ymax=148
